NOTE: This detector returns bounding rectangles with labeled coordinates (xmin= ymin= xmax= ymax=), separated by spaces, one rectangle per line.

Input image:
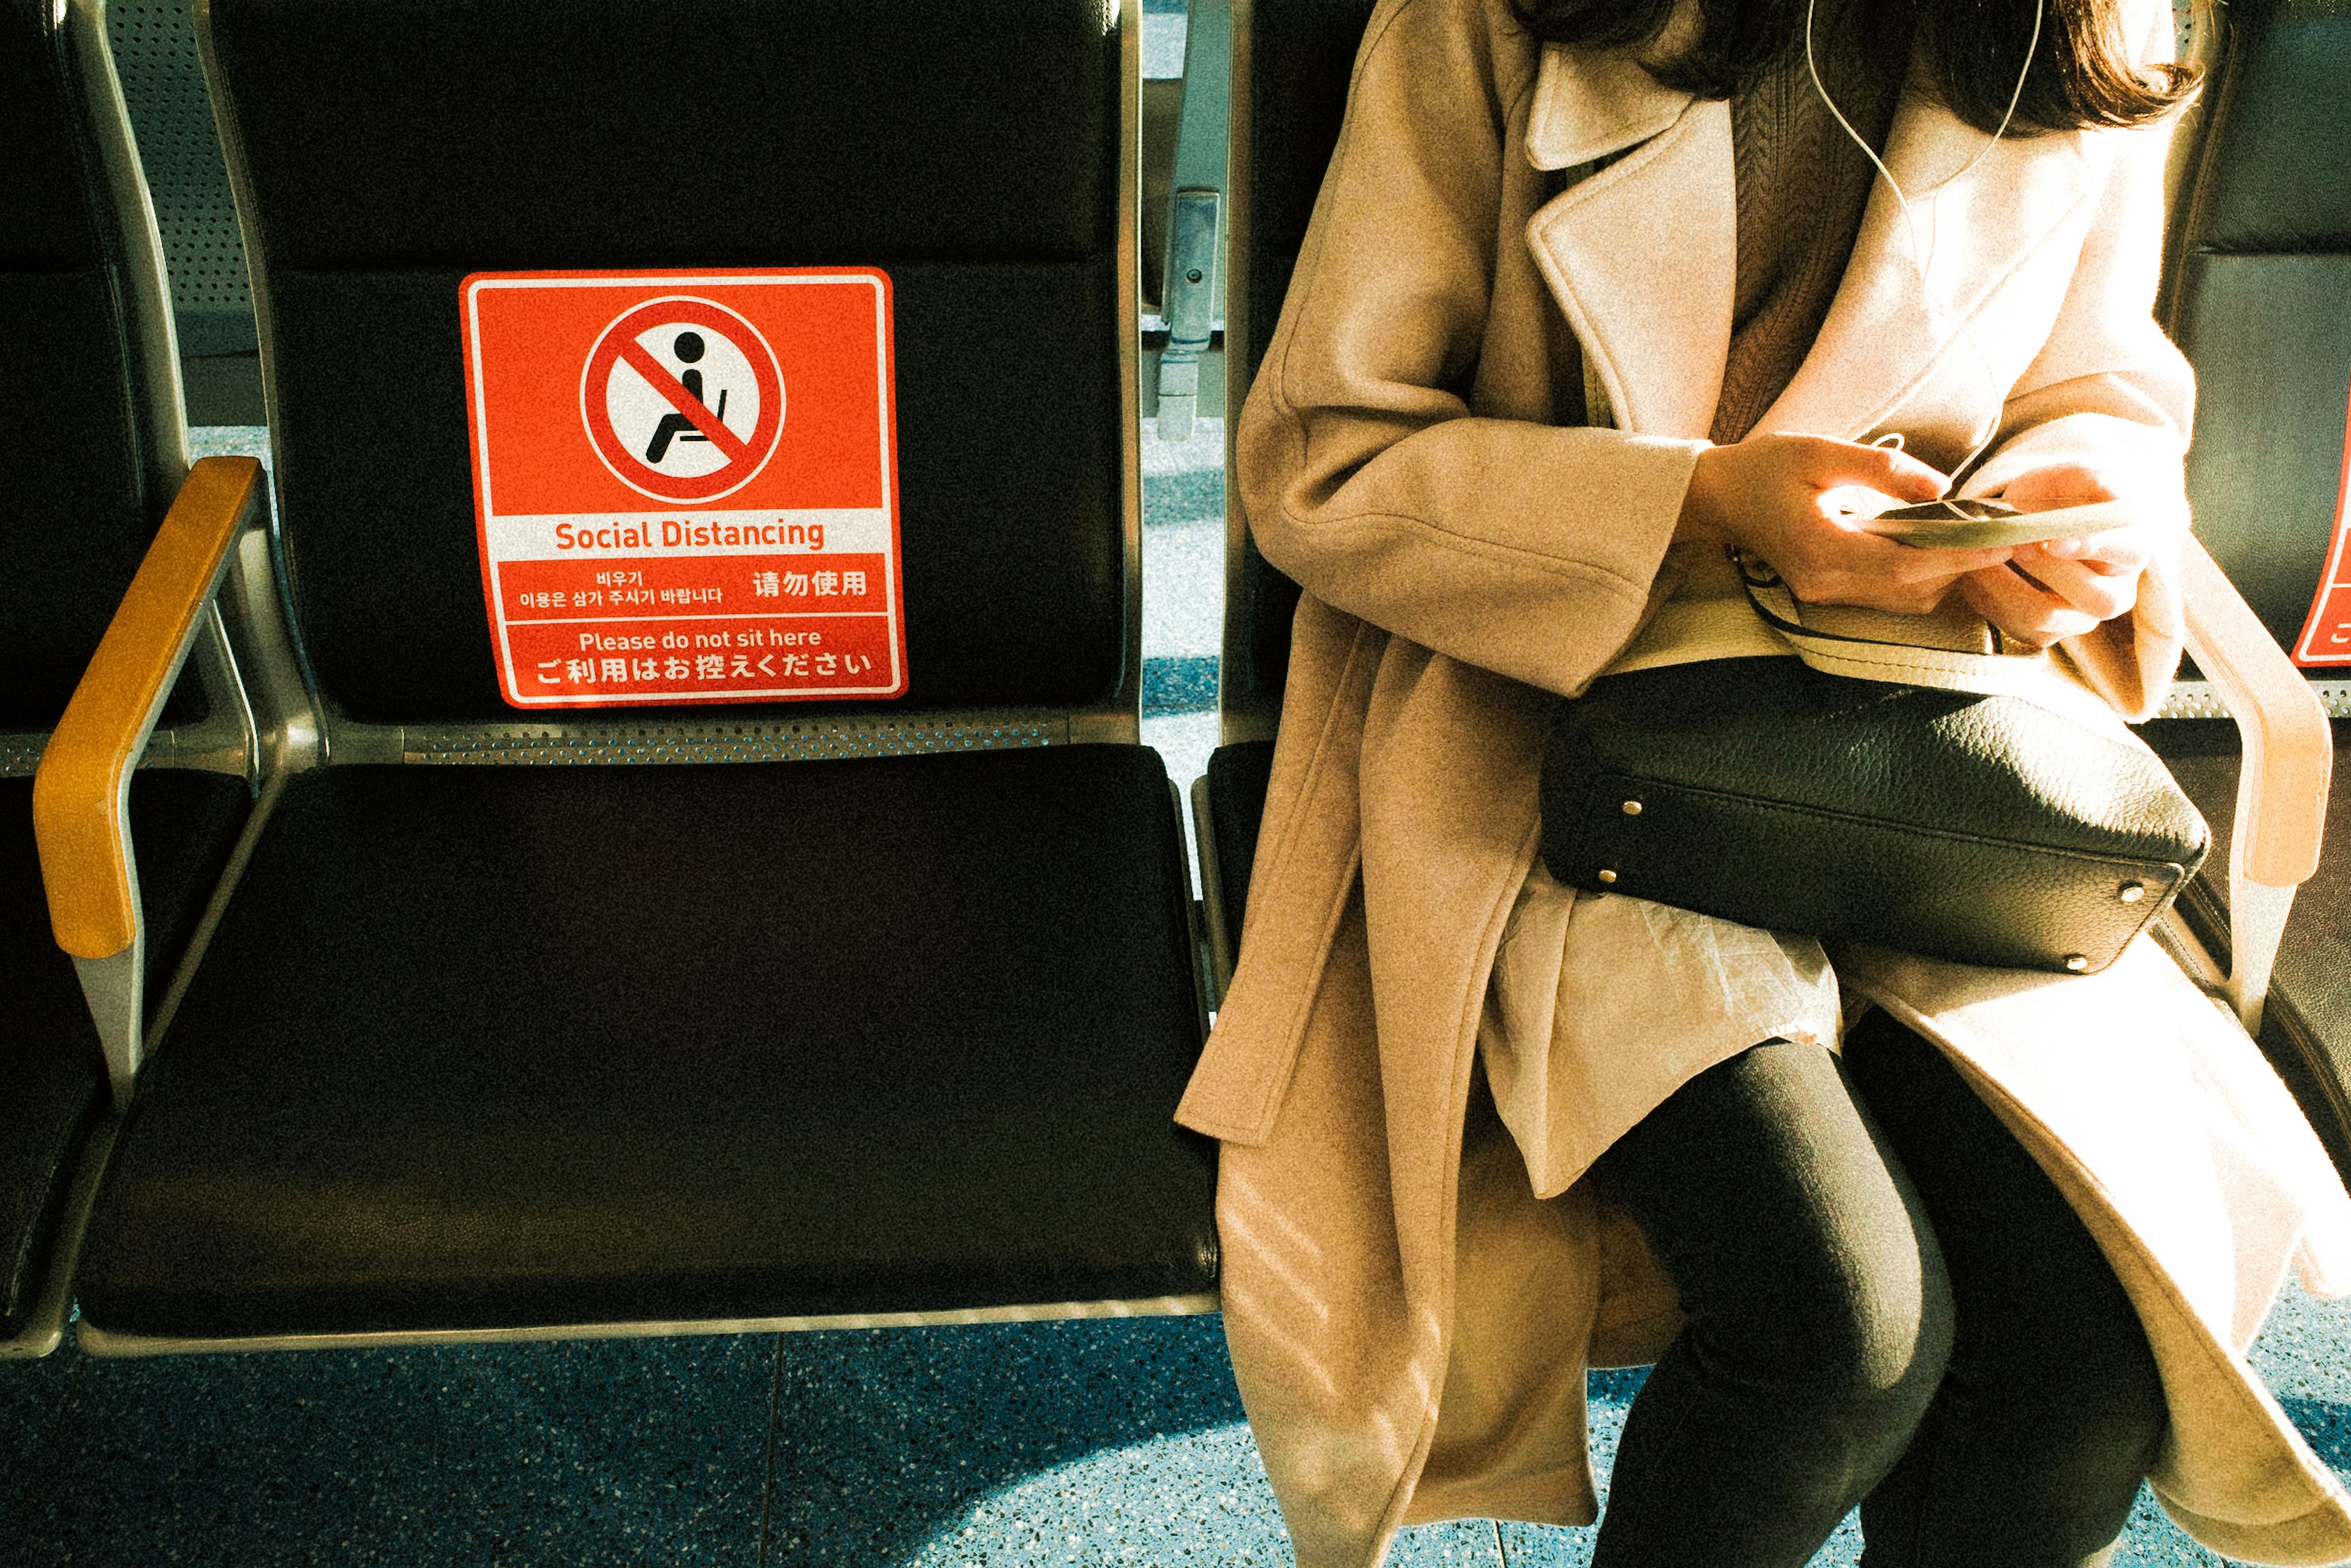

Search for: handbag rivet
xmin=1597 ymin=868 xmax=1619 ymax=884
xmin=2064 ymin=954 xmax=2090 ymax=972
xmin=1622 ymin=800 xmax=1643 ymax=816
xmin=2118 ymin=882 xmax=2146 ymax=903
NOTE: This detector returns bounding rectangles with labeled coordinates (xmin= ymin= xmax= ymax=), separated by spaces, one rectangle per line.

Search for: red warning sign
xmin=2290 ymin=389 xmax=2351 ymax=667
xmin=460 ymin=269 xmax=906 ymax=707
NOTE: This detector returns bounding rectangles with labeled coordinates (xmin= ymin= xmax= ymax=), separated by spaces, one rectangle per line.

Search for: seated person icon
xmin=643 ymin=330 xmax=727 ymax=463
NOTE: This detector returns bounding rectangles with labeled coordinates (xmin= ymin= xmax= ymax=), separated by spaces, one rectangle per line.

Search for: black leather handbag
xmin=1538 ymin=607 xmax=2211 ymax=975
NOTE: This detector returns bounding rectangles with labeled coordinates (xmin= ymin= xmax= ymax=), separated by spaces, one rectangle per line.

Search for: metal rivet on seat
xmin=1597 ymin=869 xmax=1619 ymax=885
xmin=2064 ymin=954 xmax=2090 ymax=972
xmin=1622 ymin=800 xmax=1644 ymax=816
xmin=2118 ymin=882 xmax=2146 ymax=903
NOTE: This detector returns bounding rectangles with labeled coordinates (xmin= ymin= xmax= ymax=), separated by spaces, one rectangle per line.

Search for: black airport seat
xmin=62 ymin=0 xmax=1217 ymax=1351
xmin=2149 ymin=0 xmax=2351 ymax=1179
xmin=1 ymin=0 xmax=258 ymax=1358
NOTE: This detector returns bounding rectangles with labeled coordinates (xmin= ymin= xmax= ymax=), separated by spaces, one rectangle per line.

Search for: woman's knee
xmin=1608 ymin=1040 xmax=1957 ymax=1437
xmin=1681 ymin=1214 xmax=1955 ymax=1441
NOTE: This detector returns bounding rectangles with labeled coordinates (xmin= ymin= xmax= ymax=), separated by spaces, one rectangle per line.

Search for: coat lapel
xmin=1521 ymin=43 xmax=2101 ymax=454
xmin=1520 ymin=47 xmax=1725 ymax=441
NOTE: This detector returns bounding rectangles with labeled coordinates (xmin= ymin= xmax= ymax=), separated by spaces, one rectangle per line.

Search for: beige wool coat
xmin=1174 ymin=0 xmax=2351 ymax=1564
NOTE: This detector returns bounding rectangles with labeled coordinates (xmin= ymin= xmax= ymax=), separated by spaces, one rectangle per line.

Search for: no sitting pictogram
xmin=582 ymin=296 xmax=786 ymax=503
xmin=460 ymin=268 xmax=905 ymax=710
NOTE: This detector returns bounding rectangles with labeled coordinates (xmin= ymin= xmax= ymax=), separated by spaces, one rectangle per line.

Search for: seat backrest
xmin=1217 ymin=0 xmax=1373 ymax=741
xmin=2162 ymin=0 xmax=2351 ymax=713
xmin=0 ymin=0 xmax=187 ymax=737
xmin=107 ymin=0 xmax=256 ymax=364
xmin=201 ymin=0 xmax=1136 ymax=732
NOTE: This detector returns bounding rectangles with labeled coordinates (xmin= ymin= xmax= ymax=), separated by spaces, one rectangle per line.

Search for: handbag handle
xmin=1736 ymin=555 xmax=2131 ymax=736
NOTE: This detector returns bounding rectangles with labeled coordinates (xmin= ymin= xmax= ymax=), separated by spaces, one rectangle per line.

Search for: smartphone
xmin=1856 ymin=497 xmax=2138 ymax=550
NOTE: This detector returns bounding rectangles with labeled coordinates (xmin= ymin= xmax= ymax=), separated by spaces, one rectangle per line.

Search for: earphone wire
xmin=1803 ymin=0 xmax=2045 ymax=499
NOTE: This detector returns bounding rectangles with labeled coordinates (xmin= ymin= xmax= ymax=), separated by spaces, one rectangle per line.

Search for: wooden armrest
xmin=33 ymin=456 xmax=263 ymax=959
xmin=2180 ymin=534 xmax=2333 ymax=888
xmin=2178 ymin=533 xmax=2333 ymax=1033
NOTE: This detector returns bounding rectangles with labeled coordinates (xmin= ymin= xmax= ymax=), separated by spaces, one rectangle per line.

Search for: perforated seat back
xmin=107 ymin=0 xmax=255 ymax=361
xmin=203 ymin=0 xmax=1129 ymax=724
xmin=2164 ymin=0 xmax=2351 ymax=672
xmin=0 ymin=0 xmax=165 ymax=729
xmin=1223 ymin=0 xmax=1383 ymax=735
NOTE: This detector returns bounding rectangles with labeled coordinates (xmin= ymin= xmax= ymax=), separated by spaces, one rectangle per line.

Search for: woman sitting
xmin=1175 ymin=0 xmax=2351 ymax=1563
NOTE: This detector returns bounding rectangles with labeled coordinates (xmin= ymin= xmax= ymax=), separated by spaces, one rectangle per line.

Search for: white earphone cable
xmin=1802 ymin=0 xmax=2045 ymax=490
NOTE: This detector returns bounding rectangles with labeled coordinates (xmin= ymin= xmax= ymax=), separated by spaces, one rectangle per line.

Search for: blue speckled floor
xmin=4 ymin=1290 xmax=2349 ymax=1566
xmin=20 ymin=413 xmax=2315 ymax=1566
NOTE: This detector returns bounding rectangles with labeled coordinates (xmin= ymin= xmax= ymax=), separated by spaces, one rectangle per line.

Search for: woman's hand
xmin=1678 ymin=433 xmax=2016 ymax=615
xmin=1957 ymin=465 xmax=2172 ymax=647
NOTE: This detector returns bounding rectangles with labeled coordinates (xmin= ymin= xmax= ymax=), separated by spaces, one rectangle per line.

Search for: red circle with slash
xmin=580 ymin=296 xmax=785 ymax=503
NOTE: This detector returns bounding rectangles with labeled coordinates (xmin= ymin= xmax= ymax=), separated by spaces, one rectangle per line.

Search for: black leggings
xmin=1585 ymin=1012 xmax=2167 ymax=1568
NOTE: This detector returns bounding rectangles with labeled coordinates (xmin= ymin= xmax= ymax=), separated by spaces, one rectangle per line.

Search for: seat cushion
xmin=78 ymin=748 xmax=1215 ymax=1340
xmin=0 ymin=770 xmax=246 ymax=1338
xmin=2145 ymin=719 xmax=2351 ymax=1185
xmin=1 ymin=781 xmax=105 ymax=1337
xmin=1204 ymin=741 xmax=1276 ymax=942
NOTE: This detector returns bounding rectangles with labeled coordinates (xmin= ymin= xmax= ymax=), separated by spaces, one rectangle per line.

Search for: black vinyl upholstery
xmin=1205 ymin=738 xmax=1275 ymax=938
xmin=2155 ymin=725 xmax=2351 ymax=1182
xmin=0 ymin=0 xmax=153 ymax=728
xmin=204 ymin=0 xmax=1128 ymax=722
xmin=2146 ymin=0 xmax=2351 ymax=1180
xmin=1221 ymin=0 xmax=1371 ymax=733
xmin=1 ymin=772 xmax=249 ymax=1340
xmin=256 ymin=261 xmax=1120 ymax=722
xmin=0 ymin=779 xmax=102 ymax=1340
xmin=80 ymin=754 xmax=1214 ymax=1338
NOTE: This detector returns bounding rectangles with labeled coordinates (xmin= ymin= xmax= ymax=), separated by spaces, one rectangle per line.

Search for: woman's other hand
xmin=1958 ymin=464 xmax=2174 ymax=647
xmin=1676 ymin=433 xmax=2015 ymax=615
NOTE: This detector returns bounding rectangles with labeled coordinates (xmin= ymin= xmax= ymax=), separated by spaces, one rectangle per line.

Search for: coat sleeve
xmin=1235 ymin=0 xmax=1706 ymax=699
xmin=1962 ymin=0 xmax=2198 ymax=719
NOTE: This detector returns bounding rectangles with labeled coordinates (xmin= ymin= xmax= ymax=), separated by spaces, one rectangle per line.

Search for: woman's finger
xmin=1960 ymin=564 xmax=2102 ymax=646
xmin=2011 ymin=552 xmax=2142 ymax=621
xmin=1772 ymin=525 xmax=2006 ymax=606
xmin=1999 ymin=463 xmax=2120 ymax=512
xmin=2031 ymin=531 xmax=2153 ymax=573
xmin=1873 ymin=535 xmax=2014 ymax=583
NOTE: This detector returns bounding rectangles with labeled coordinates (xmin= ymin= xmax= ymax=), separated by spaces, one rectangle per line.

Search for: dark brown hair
xmin=1510 ymin=0 xmax=2200 ymax=135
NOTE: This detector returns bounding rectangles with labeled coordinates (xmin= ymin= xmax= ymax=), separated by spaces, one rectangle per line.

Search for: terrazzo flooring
xmin=16 ymin=422 xmax=2336 ymax=1566
xmin=6 ymin=1290 xmax=2350 ymax=1566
